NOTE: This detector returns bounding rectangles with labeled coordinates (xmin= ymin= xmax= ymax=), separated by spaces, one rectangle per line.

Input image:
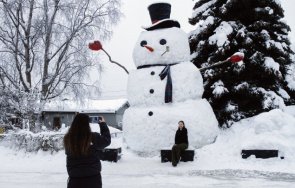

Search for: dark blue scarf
xmin=137 ymin=63 xmax=178 ymax=103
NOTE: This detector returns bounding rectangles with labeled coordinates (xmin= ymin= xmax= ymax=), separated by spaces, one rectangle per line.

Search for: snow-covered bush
xmin=0 ymin=130 xmax=65 ymax=153
xmin=197 ymin=108 xmax=295 ymax=160
xmin=0 ymin=124 xmax=123 ymax=153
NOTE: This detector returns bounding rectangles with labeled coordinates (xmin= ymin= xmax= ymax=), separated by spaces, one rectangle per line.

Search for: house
xmin=42 ymin=99 xmax=129 ymax=130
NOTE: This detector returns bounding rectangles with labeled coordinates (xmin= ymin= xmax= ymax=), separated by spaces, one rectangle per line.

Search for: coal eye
xmin=140 ymin=40 xmax=147 ymax=47
xmin=159 ymin=39 xmax=167 ymax=45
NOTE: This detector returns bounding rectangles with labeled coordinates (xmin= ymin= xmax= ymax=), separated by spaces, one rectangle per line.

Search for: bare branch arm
xmin=102 ymin=48 xmax=129 ymax=74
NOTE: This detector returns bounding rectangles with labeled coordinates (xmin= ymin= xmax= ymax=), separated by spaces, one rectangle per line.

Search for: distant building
xmin=42 ymin=99 xmax=129 ymax=130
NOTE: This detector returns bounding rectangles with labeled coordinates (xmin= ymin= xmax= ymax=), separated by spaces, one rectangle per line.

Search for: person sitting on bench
xmin=172 ymin=120 xmax=188 ymax=167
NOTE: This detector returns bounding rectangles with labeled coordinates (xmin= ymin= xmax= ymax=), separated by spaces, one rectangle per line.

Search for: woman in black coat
xmin=64 ymin=114 xmax=111 ymax=188
xmin=171 ymin=120 xmax=188 ymax=167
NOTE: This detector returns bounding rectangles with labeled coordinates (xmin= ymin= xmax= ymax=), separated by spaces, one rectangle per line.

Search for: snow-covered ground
xmin=1 ymin=107 xmax=295 ymax=188
xmin=1 ymin=146 xmax=295 ymax=188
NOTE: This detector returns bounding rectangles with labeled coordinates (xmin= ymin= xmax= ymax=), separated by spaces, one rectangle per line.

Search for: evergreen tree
xmin=189 ymin=0 xmax=295 ymax=127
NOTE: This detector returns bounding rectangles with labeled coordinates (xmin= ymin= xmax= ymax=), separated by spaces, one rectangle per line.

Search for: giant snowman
xmin=123 ymin=2 xmax=219 ymax=153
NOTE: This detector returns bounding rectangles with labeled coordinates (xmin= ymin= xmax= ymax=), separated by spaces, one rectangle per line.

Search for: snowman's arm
xmin=199 ymin=52 xmax=244 ymax=72
xmin=199 ymin=59 xmax=229 ymax=72
xmin=102 ymin=48 xmax=129 ymax=74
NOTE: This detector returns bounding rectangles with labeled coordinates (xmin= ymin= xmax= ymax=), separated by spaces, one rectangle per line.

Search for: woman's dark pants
xmin=171 ymin=143 xmax=188 ymax=166
xmin=67 ymin=174 xmax=102 ymax=188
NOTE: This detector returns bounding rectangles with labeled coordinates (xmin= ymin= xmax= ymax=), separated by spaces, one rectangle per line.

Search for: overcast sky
xmin=94 ymin=0 xmax=295 ymax=99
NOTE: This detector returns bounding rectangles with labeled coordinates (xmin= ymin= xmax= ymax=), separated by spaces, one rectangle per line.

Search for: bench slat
xmin=101 ymin=148 xmax=122 ymax=162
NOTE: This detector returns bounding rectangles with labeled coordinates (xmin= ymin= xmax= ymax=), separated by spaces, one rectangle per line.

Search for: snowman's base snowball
xmin=123 ymin=99 xmax=219 ymax=153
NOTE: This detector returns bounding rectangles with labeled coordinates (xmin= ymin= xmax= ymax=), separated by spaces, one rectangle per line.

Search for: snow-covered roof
xmin=43 ymin=98 xmax=128 ymax=113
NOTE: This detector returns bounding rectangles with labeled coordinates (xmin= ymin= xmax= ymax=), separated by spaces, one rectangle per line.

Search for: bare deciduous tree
xmin=0 ymin=0 xmax=121 ymax=130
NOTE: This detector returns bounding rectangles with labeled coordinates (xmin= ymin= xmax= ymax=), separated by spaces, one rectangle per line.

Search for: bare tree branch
xmin=0 ymin=0 xmax=122 ymax=130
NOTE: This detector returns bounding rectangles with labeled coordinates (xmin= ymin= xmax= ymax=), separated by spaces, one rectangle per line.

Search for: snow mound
xmin=197 ymin=109 xmax=295 ymax=162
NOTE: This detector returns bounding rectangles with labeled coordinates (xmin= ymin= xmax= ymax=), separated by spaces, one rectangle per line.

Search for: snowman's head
xmin=133 ymin=27 xmax=190 ymax=68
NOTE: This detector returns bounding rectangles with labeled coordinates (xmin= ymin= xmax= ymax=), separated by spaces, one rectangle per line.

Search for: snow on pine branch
xmin=191 ymin=0 xmax=217 ymax=18
xmin=234 ymin=82 xmax=285 ymax=110
xmin=251 ymin=87 xmax=285 ymax=110
xmin=277 ymin=88 xmax=290 ymax=100
xmin=265 ymin=39 xmax=288 ymax=53
xmin=209 ymin=21 xmax=233 ymax=47
xmin=234 ymin=82 xmax=250 ymax=91
xmin=234 ymin=82 xmax=287 ymax=109
xmin=225 ymin=101 xmax=238 ymax=112
xmin=285 ymin=63 xmax=295 ymax=91
xmin=255 ymin=7 xmax=274 ymax=15
xmin=189 ymin=16 xmax=214 ymax=39
xmin=211 ymin=80 xmax=229 ymax=98
xmin=264 ymin=57 xmax=281 ymax=74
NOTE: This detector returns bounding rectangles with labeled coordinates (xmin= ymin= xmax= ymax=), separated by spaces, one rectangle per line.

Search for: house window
xmin=53 ymin=117 xmax=61 ymax=130
xmin=89 ymin=116 xmax=99 ymax=123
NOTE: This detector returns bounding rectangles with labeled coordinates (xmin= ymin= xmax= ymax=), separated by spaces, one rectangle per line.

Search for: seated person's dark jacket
xmin=175 ymin=127 xmax=188 ymax=145
xmin=66 ymin=122 xmax=111 ymax=178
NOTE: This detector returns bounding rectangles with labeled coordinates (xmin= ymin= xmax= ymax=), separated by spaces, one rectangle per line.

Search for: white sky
xmin=94 ymin=0 xmax=295 ymax=99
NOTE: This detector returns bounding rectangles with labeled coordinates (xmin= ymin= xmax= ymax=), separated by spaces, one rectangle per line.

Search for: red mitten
xmin=229 ymin=52 xmax=244 ymax=63
xmin=89 ymin=41 xmax=102 ymax=51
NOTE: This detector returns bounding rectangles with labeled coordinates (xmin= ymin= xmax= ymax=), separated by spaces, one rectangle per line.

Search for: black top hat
xmin=143 ymin=2 xmax=180 ymax=31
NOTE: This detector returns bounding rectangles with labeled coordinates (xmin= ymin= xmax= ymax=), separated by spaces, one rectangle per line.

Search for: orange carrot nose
xmin=144 ymin=45 xmax=154 ymax=52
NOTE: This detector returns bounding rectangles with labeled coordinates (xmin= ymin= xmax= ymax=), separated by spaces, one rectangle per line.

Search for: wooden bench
xmin=241 ymin=149 xmax=283 ymax=159
xmin=101 ymin=147 xmax=122 ymax=162
xmin=161 ymin=149 xmax=195 ymax=163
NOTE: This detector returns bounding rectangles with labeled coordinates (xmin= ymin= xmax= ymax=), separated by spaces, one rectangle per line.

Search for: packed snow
xmin=124 ymin=17 xmax=219 ymax=153
xmin=206 ymin=108 xmax=295 ymax=158
xmin=1 ymin=108 xmax=295 ymax=187
xmin=127 ymin=62 xmax=204 ymax=106
xmin=132 ymin=27 xmax=190 ymax=67
xmin=123 ymin=99 xmax=219 ymax=153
